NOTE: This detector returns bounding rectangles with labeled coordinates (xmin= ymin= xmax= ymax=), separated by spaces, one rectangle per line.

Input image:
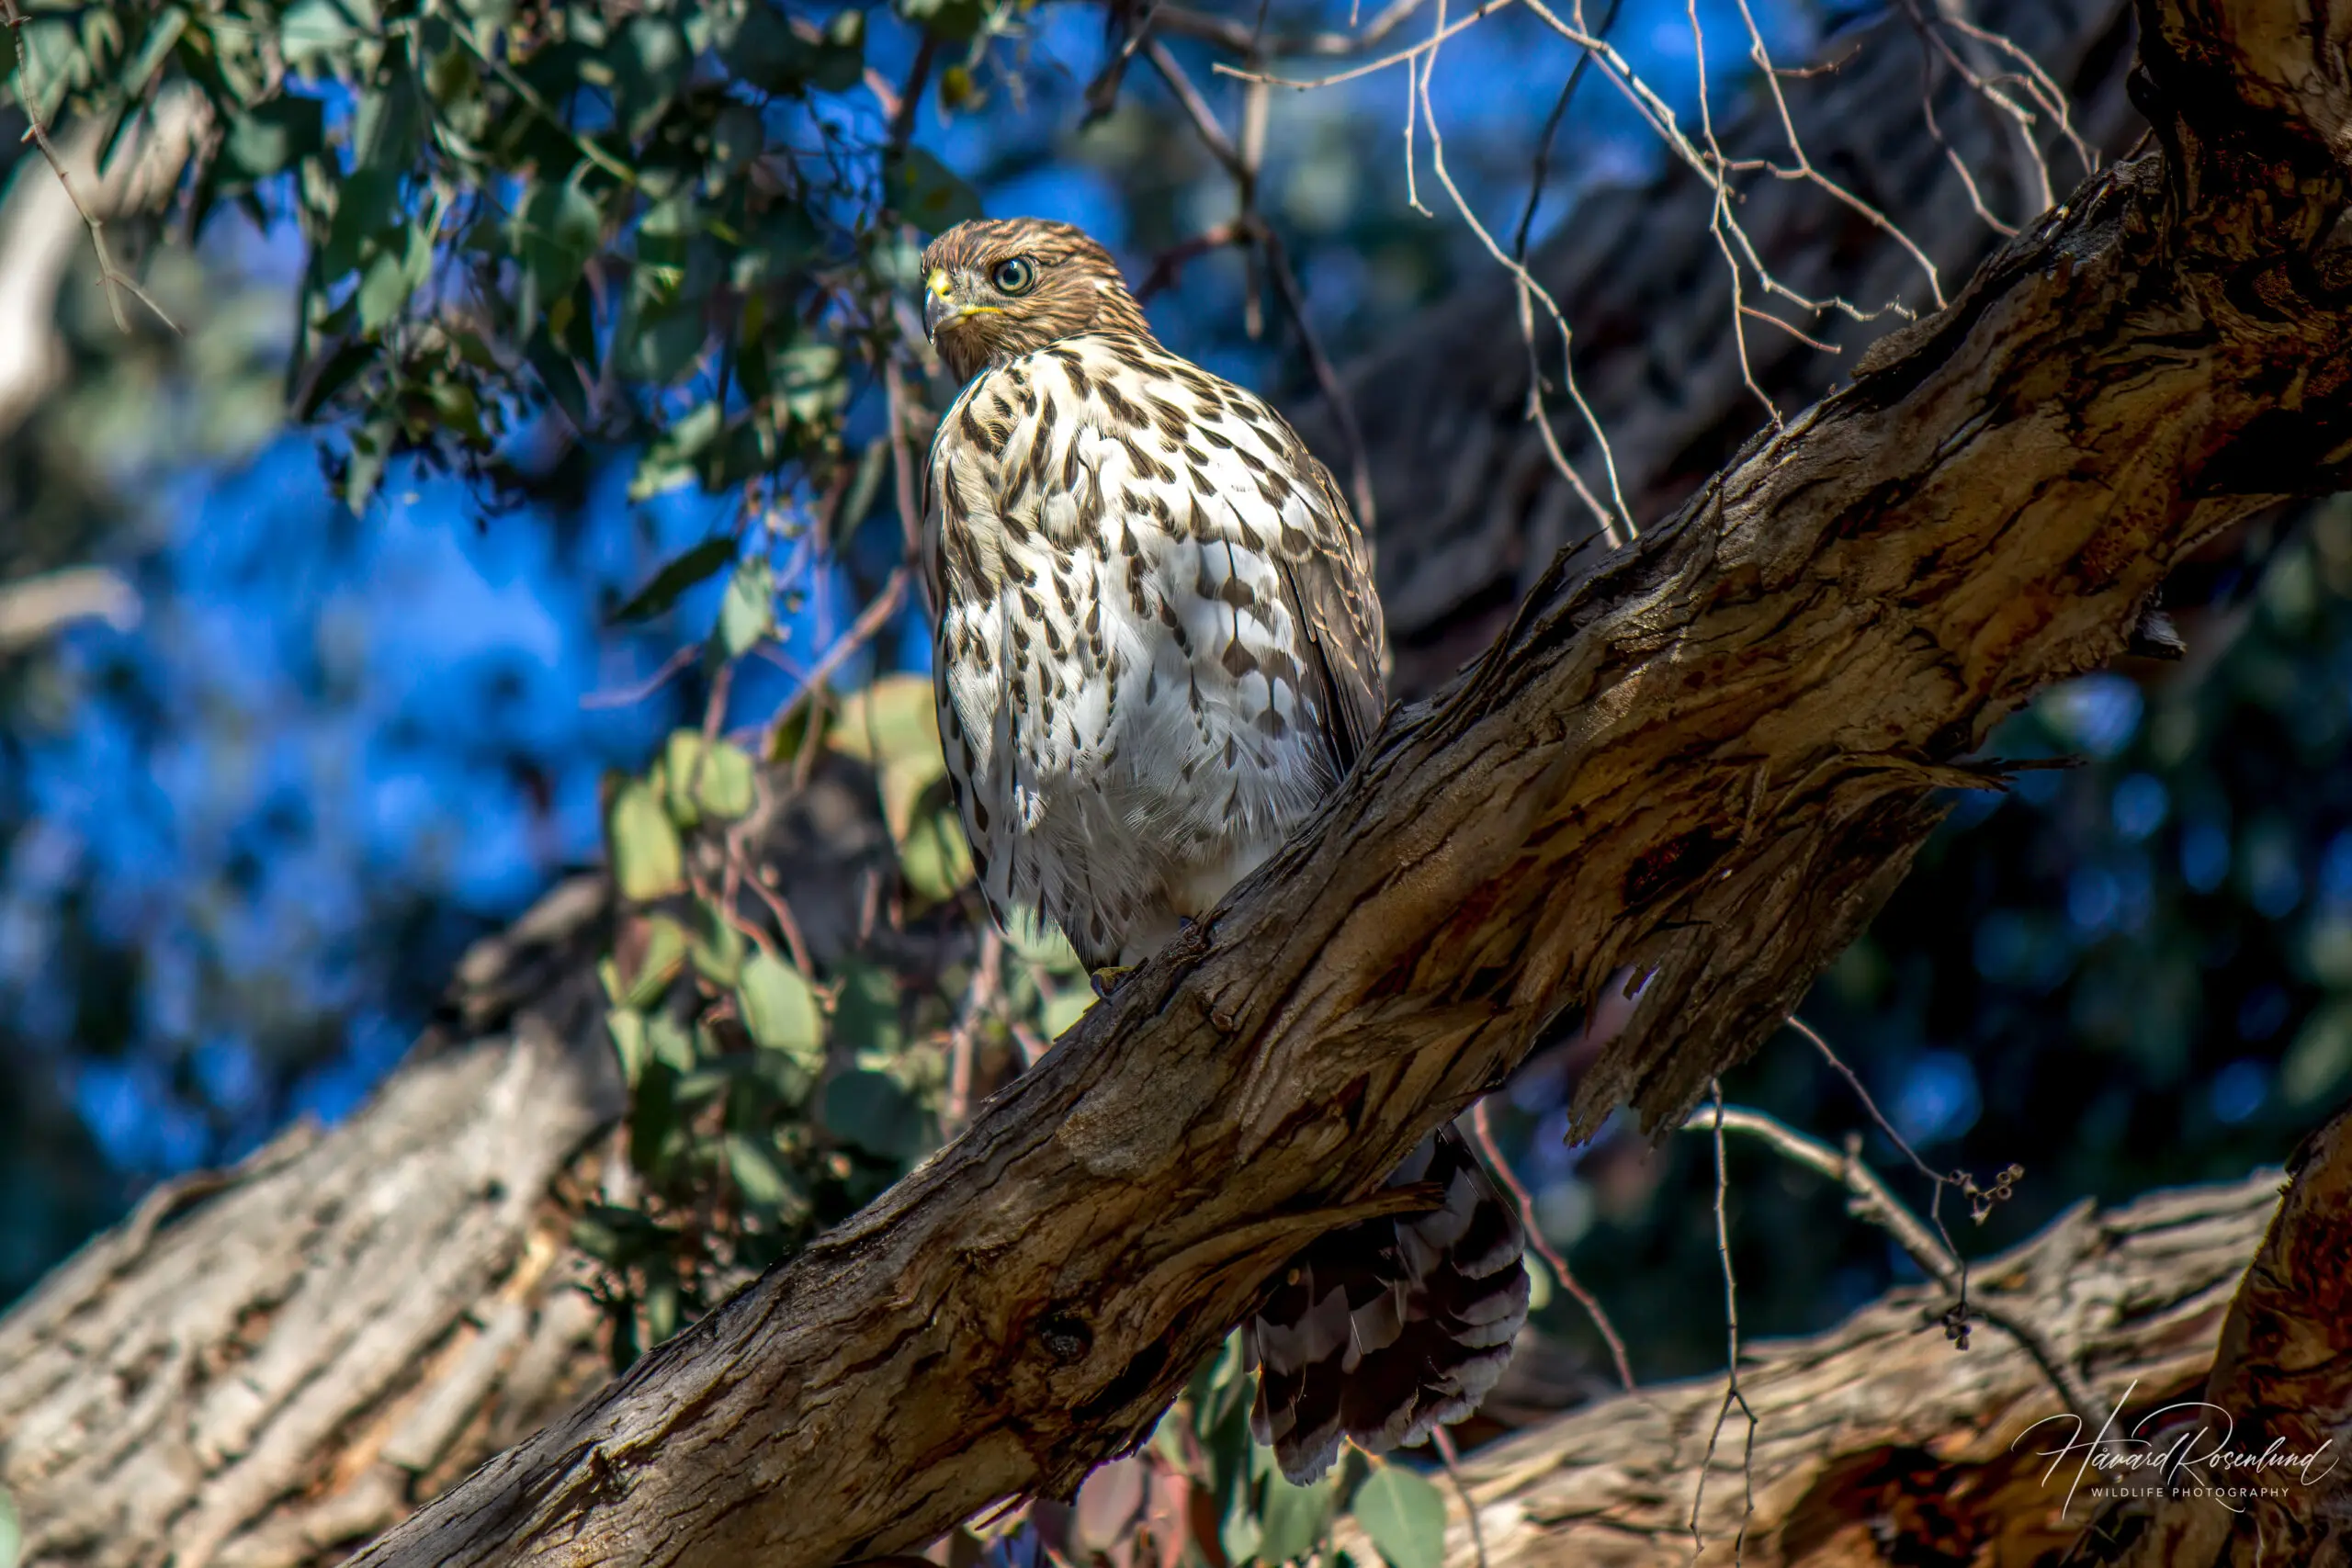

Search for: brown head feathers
xmin=921 ymin=218 xmax=1158 ymax=383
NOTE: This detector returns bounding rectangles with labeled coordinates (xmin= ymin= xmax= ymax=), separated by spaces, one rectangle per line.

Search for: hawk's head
xmin=921 ymin=218 xmax=1156 ymax=382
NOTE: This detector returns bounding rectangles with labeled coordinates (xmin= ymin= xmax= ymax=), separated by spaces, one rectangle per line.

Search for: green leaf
xmin=731 ymin=207 xmax=819 ymax=288
xmin=899 ymin=807 xmax=976 ymax=906
xmin=607 ymin=1006 xmax=649 ymax=1086
xmin=618 ymin=299 xmax=710 ymax=385
xmin=321 ymin=167 xmax=401 ymax=278
xmin=1220 ymin=1490 xmax=1261 ymax=1568
xmin=812 ymin=7 xmax=865 ymax=90
xmin=629 ymin=1059 xmax=678 ymax=1175
xmin=821 ymin=1068 xmax=931 ymax=1161
xmin=827 ymin=674 xmax=939 ymax=766
xmin=830 ymin=960 xmax=903 ymax=1054
xmin=1042 ymin=983 xmax=1094 ymax=1041
xmin=895 ymin=0 xmax=986 ymax=44
xmin=222 ymin=96 xmax=325 ymax=182
xmin=280 ymin=0 xmax=359 ymax=62
xmin=608 ymin=779 xmax=686 ymax=899
xmin=629 ymin=400 xmax=725 ymax=499
xmin=720 ymin=3 xmax=796 ymax=91
xmin=356 ymin=252 xmax=408 ymax=333
xmin=352 ymin=76 xmax=424 ymax=171
xmin=514 ymin=177 xmax=603 ymax=319
xmin=716 ymin=558 xmax=775 ymax=658
xmin=613 ymin=16 xmax=690 ymax=137
xmin=738 ymin=950 xmax=823 ymax=1065
xmin=644 ymin=1008 xmax=697 ymax=1073
xmin=610 ymin=536 xmax=737 ymax=624
xmin=663 ymin=731 xmax=756 ymax=824
xmin=344 ymin=417 xmax=395 ymax=512
xmin=725 ymin=1130 xmax=799 ymax=1209
xmin=887 ymin=146 xmax=984 ymax=234
xmin=644 ymin=1269 xmax=681 ymax=1343
xmin=660 ymin=730 xmax=750 ymax=823
xmin=1351 ymin=1465 xmax=1447 ymax=1568
xmin=1257 ymin=1471 xmax=1339 ymax=1565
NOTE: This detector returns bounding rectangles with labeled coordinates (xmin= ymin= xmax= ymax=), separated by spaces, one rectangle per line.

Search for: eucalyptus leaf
xmin=1350 ymin=1464 xmax=1447 ymax=1568
xmin=716 ymin=558 xmax=775 ymax=658
xmin=820 ymin=1068 xmax=931 ymax=1161
xmin=608 ymin=779 xmax=686 ymax=899
xmin=610 ymin=536 xmax=737 ymax=624
xmin=738 ymin=950 xmax=823 ymax=1066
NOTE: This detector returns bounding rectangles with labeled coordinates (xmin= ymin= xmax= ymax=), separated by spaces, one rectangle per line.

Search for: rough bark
xmin=2094 ymin=1109 xmax=2352 ymax=1565
xmin=303 ymin=0 xmax=2352 ymax=1562
xmin=1337 ymin=1168 xmax=2297 ymax=1568
xmin=0 ymin=1013 xmax=617 ymax=1568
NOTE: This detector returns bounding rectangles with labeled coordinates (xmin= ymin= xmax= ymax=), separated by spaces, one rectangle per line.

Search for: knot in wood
xmin=1036 ymin=1313 xmax=1093 ymax=1365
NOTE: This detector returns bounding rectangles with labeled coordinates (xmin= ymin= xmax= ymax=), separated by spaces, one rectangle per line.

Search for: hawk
xmin=918 ymin=217 xmax=1528 ymax=1483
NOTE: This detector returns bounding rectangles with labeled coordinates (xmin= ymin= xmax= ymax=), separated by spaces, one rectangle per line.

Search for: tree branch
xmin=336 ymin=3 xmax=2352 ymax=1562
xmin=1344 ymin=1167 xmax=2299 ymax=1567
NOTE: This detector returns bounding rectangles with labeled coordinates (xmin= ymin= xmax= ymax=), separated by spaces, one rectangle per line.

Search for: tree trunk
xmin=1339 ymin=1166 xmax=2307 ymax=1568
xmin=0 ymin=762 xmax=899 ymax=1568
xmin=309 ymin=0 xmax=2351 ymax=1561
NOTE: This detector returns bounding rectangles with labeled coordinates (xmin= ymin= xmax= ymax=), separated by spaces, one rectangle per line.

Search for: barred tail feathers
xmin=1244 ymin=1123 xmax=1531 ymax=1485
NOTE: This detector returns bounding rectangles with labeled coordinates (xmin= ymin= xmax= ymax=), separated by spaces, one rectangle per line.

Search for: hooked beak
xmin=923 ymin=268 xmax=956 ymax=344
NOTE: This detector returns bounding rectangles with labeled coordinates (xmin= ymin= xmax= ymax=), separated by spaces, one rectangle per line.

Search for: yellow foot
xmin=1090 ymin=965 xmax=1136 ymax=999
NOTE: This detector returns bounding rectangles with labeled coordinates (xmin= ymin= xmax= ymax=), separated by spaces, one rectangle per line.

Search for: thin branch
xmin=1686 ymin=1100 xmax=2100 ymax=1431
xmin=1469 ymin=1099 xmax=1634 ymax=1393
xmin=1687 ymin=1080 xmax=1758 ymax=1564
xmin=1151 ymin=0 xmax=1431 ymax=60
xmin=944 ymin=930 xmax=1004 ymax=1134
xmin=0 ymin=567 xmax=142 ymax=651
xmin=1 ymin=0 xmax=181 ymax=335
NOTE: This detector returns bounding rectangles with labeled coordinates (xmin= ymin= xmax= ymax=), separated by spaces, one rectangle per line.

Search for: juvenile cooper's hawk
xmin=919 ymin=217 xmax=1527 ymax=1483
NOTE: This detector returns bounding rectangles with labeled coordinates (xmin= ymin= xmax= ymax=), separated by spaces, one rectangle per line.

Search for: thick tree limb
xmin=0 ymin=764 xmax=897 ymax=1568
xmin=0 ymin=1017 xmax=617 ymax=1568
xmin=332 ymin=2 xmax=2352 ymax=1562
xmin=2098 ymin=1108 xmax=2352 ymax=1564
xmin=1341 ymin=1168 xmax=2296 ymax=1567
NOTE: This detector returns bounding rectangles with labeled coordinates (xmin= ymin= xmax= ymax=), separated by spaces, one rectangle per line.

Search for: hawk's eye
xmin=991 ymin=257 xmax=1038 ymax=296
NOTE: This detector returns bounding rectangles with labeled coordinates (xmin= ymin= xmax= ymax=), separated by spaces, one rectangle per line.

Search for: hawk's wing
xmin=1277 ymin=453 xmax=1389 ymax=777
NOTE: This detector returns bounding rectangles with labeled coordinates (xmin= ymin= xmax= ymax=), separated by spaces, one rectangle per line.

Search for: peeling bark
xmin=0 ymin=1022 xmax=616 ymax=1568
xmin=1340 ymin=1169 xmax=2296 ymax=1568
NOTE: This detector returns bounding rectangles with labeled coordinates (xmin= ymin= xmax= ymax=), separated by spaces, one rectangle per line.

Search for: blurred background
xmin=1 ymin=0 xmax=2339 ymax=1413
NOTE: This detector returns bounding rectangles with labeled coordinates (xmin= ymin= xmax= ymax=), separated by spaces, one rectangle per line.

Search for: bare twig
xmin=582 ymin=644 xmax=700 ymax=710
xmin=1151 ymin=0 xmax=1431 ymax=60
xmin=1253 ymin=223 xmax=1374 ymax=529
xmin=1 ymin=0 xmax=182 ymax=335
xmin=1685 ymin=1098 xmax=2101 ymax=1431
xmin=1688 ymin=1080 xmax=1758 ymax=1565
xmin=1429 ymin=1427 xmax=1488 ymax=1568
xmin=758 ymin=565 xmax=912 ymax=749
xmin=1469 ymin=1099 xmax=1634 ymax=1393
xmin=943 ymin=929 xmax=1004 ymax=1134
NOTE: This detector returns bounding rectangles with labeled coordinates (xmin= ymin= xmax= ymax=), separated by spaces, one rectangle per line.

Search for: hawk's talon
xmin=1091 ymin=965 xmax=1136 ymax=999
